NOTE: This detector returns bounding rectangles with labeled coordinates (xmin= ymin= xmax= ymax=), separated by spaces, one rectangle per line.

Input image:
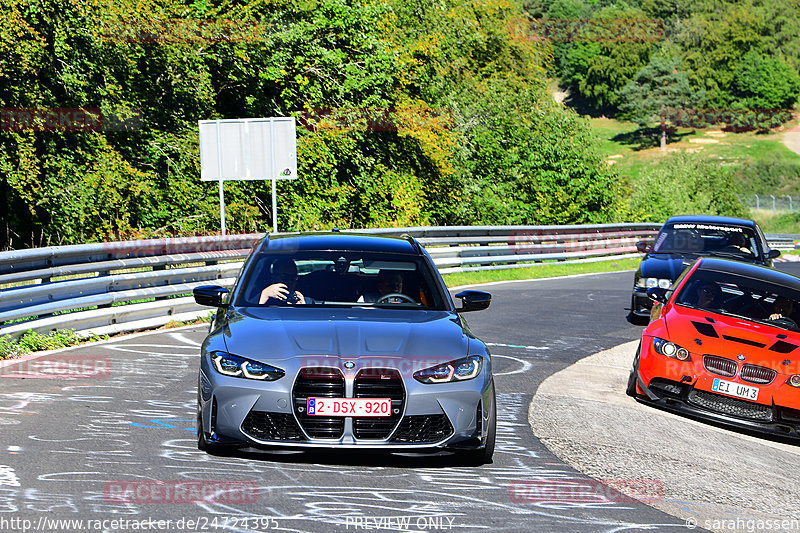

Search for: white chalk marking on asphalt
xmin=487 ymin=342 xmax=550 ymax=351
xmin=170 ymin=332 xmax=202 ymax=347
xmin=492 ymin=354 xmax=533 ymax=376
xmin=0 ymin=465 xmax=20 ymax=487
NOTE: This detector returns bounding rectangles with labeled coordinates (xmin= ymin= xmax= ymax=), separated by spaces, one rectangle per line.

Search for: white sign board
xmin=199 ymin=117 xmax=297 ymax=181
xmin=198 ymin=117 xmax=298 ymax=234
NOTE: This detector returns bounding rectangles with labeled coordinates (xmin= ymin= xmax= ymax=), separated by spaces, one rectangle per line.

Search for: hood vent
xmin=692 ymin=321 xmax=719 ymax=338
xmin=769 ymin=340 xmax=798 ymax=354
xmin=721 ymin=335 xmax=766 ymax=348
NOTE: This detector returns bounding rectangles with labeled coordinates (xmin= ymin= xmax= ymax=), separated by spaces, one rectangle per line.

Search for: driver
xmin=358 ymin=270 xmax=407 ymax=303
xmin=726 ymin=232 xmax=753 ymax=255
xmin=259 ymin=258 xmax=307 ymax=305
xmin=769 ymin=296 xmax=795 ymax=321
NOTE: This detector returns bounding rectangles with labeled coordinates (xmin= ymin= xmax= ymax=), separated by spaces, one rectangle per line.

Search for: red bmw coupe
xmin=627 ymin=257 xmax=800 ymax=438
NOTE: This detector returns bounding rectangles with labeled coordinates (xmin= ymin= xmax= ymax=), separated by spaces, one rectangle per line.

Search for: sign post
xmin=198 ymin=117 xmax=297 ymax=234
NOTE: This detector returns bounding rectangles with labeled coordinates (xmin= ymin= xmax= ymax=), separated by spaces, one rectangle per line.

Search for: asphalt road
xmin=0 ymin=270 xmax=728 ymax=533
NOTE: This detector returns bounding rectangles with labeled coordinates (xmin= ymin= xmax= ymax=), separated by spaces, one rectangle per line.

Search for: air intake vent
xmin=292 ymin=367 xmax=345 ymax=439
xmin=769 ymin=340 xmax=798 ymax=354
xmin=692 ymin=321 xmax=719 ymax=338
xmin=702 ymin=355 xmax=737 ymax=378
xmin=740 ymin=364 xmax=777 ymax=385
xmin=722 ymin=335 xmax=766 ymax=348
xmin=353 ymin=368 xmax=404 ymax=440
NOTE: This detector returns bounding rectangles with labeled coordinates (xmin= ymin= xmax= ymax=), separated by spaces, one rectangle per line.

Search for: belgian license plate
xmin=307 ymin=398 xmax=391 ymax=417
xmin=711 ymin=379 xmax=759 ymax=401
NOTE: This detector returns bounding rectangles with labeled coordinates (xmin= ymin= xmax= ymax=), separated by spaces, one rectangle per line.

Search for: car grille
xmin=703 ymin=355 xmax=737 ymax=378
xmin=353 ymin=368 xmax=404 ymax=439
xmin=740 ymin=364 xmax=777 ymax=385
xmin=391 ymin=415 xmax=454 ymax=443
xmin=241 ymin=411 xmax=304 ymax=441
xmin=293 ymin=367 xmax=345 ymax=439
xmin=688 ymin=389 xmax=773 ymax=422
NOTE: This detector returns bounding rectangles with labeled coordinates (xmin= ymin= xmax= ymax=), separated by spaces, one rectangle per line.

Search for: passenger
xmin=359 ymin=270 xmax=406 ymax=303
xmin=259 ymin=258 xmax=307 ymax=305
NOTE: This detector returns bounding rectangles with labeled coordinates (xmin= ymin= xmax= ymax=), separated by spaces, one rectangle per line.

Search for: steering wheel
xmin=768 ymin=316 xmax=799 ymax=331
xmin=376 ymin=292 xmax=415 ymax=304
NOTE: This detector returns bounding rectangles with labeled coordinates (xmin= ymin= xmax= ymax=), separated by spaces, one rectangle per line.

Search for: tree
xmin=732 ymin=50 xmax=800 ymax=109
xmin=617 ymin=56 xmax=703 ymax=150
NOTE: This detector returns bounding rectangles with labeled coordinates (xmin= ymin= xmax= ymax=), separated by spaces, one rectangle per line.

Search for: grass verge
xmin=442 ymin=257 xmax=639 ymax=287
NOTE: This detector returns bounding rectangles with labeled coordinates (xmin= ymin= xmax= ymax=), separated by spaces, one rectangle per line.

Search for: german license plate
xmin=307 ymin=398 xmax=391 ymax=417
xmin=711 ymin=379 xmax=759 ymax=401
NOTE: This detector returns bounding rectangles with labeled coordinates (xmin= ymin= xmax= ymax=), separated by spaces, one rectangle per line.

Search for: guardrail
xmin=1 ymin=224 xmax=794 ymax=340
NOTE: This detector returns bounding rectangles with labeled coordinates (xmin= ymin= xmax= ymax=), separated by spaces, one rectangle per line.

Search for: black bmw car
xmin=630 ymin=215 xmax=780 ymax=324
xmin=192 ymin=232 xmax=496 ymax=464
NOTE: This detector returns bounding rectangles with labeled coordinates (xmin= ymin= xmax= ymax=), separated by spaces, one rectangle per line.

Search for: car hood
xmin=640 ymin=253 xmax=696 ymax=280
xmin=220 ymin=307 xmax=472 ymax=369
xmin=664 ymin=307 xmax=800 ymax=373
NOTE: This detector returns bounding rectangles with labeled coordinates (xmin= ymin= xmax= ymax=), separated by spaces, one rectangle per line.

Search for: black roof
xmin=664 ymin=215 xmax=756 ymax=228
xmin=697 ymin=257 xmax=800 ymax=289
xmin=256 ymin=232 xmax=421 ymax=255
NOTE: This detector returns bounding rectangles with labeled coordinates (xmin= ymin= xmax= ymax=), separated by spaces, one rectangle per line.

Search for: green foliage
xmin=617 ymin=56 xmax=703 ymax=126
xmin=549 ymin=2 xmax=654 ymax=111
xmin=732 ymin=50 xmax=800 ymax=109
xmin=0 ymin=335 xmax=23 ymax=359
xmin=0 ymin=329 xmax=108 ymax=359
xmin=0 ymin=0 xmax=626 ymax=248
xmin=733 ymin=151 xmax=800 ymax=196
xmin=628 ymin=153 xmax=748 ymax=222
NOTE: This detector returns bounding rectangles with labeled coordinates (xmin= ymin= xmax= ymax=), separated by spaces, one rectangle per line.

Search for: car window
xmin=652 ymin=222 xmax=757 ymax=258
xmin=675 ymin=269 xmax=800 ymax=331
xmin=235 ymin=251 xmax=447 ymax=310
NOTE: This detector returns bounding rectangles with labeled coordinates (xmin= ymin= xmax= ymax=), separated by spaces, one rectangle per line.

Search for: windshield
xmin=675 ymin=269 xmax=800 ymax=331
xmin=652 ymin=223 xmax=757 ymax=257
xmin=234 ymin=251 xmax=448 ymax=310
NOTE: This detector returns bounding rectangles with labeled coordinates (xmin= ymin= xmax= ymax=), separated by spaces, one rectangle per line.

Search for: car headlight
xmin=652 ymin=337 xmax=691 ymax=361
xmin=787 ymin=375 xmax=800 ymax=388
xmin=635 ymin=277 xmax=647 ymax=288
xmin=210 ymin=351 xmax=285 ymax=381
xmin=645 ymin=278 xmax=671 ymax=289
xmin=414 ymin=356 xmax=483 ymax=384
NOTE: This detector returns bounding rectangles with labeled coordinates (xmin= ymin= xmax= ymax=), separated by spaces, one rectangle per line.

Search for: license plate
xmin=306 ymin=398 xmax=392 ymax=417
xmin=711 ymin=379 xmax=759 ymax=401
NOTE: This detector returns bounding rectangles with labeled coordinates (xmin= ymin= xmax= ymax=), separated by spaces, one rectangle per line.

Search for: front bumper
xmin=199 ymin=361 xmax=493 ymax=451
xmin=634 ymin=342 xmax=800 ymax=439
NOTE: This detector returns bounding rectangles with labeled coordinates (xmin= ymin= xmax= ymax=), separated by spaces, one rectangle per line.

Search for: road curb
xmin=529 ymin=341 xmax=800 ymax=533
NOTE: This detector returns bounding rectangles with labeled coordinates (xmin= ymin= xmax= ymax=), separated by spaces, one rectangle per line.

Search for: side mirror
xmin=647 ymin=287 xmax=668 ymax=304
xmin=636 ymin=240 xmax=652 ymax=253
xmin=194 ymin=285 xmax=229 ymax=308
xmin=768 ymin=249 xmax=781 ymax=259
xmin=455 ymin=290 xmax=491 ymax=312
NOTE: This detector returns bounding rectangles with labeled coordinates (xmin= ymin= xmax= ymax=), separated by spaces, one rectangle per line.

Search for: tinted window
xmin=235 ymin=251 xmax=447 ymax=310
xmin=675 ymin=269 xmax=800 ymax=331
xmin=652 ymin=222 xmax=757 ymax=258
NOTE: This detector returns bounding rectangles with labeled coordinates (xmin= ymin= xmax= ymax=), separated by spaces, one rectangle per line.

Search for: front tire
xmin=626 ymin=344 xmax=641 ymax=398
xmin=197 ymin=412 xmax=235 ymax=456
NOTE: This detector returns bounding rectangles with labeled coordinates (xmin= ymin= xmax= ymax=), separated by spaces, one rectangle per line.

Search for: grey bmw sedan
xmin=193 ymin=232 xmax=496 ymax=464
